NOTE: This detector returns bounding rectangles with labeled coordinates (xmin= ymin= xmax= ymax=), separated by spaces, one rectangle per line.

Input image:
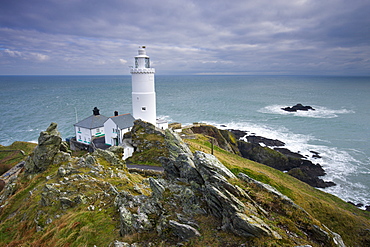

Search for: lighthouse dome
xmin=138 ymin=46 xmax=146 ymax=55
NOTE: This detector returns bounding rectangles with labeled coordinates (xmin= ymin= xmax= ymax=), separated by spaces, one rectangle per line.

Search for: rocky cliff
xmin=190 ymin=124 xmax=335 ymax=188
xmin=0 ymin=122 xmax=369 ymax=246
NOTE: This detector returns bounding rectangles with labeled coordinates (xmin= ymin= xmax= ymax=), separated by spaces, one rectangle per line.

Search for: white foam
xmin=207 ymin=120 xmax=369 ymax=207
xmin=259 ymin=105 xmax=354 ymax=119
xmin=157 ymin=115 xmax=174 ymax=122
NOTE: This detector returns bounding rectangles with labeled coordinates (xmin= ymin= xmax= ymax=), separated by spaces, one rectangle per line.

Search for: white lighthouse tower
xmin=130 ymin=46 xmax=157 ymax=126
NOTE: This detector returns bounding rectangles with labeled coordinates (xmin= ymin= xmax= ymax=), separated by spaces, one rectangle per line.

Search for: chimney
xmin=114 ymin=111 xmax=118 ymax=116
xmin=93 ymin=107 xmax=100 ymax=116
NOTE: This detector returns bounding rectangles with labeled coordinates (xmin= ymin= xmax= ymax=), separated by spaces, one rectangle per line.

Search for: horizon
xmin=1 ymin=74 xmax=370 ymax=77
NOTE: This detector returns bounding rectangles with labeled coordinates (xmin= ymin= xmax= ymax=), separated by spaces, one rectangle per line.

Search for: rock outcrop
xmin=191 ymin=124 xmax=335 ymax=188
xmin=25 ymin=122 xmax=66 ymax=174
xmin=114 ymin=124 xmax=344 ymax=245
xmin=0 ymin=121 xmax=350 ymax=246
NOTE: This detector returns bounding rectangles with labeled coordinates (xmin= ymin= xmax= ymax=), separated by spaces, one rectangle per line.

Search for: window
xmin=145 ymin=58 xmax=150 ymax=68
xmin=135 ymin=58 xmax=139 ymax=68
xmin=141 ymin=107 xmax=146 ymax=111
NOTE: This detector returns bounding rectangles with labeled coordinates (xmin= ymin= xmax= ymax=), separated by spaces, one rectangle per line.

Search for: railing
xmin=130 ymin=68 xmax=155 ymax=74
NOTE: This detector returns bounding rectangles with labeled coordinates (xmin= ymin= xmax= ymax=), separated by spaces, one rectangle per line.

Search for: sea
xmin=0 ymin=75 xmax=369 ymax=208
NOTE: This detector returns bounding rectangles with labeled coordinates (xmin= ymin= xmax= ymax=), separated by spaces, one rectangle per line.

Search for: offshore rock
xmin=25 ymin=122 xmax=62 ymax=174
xmin=282 ymin=103 xmax=315 ymax=112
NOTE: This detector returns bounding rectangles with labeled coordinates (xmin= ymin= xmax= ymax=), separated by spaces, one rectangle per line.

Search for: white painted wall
xmin=130 ymin=47 xmax=157 ymax=126
xmin=75 ymin=126 xmax=104 ymax=145
xmin=104 ymin=118 xmax=132 ymax=146
xmin=75 ymin=126 xmax=91 ymax=144
xmin=104 ymin=118 xmax=117 ymax=146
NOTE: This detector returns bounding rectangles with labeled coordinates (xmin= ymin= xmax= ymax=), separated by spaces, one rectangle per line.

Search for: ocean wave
xmin=157 ymin=115 xmax=174 ymax=123
xmin=259 ymin=104 xmax=354 ymax=118
xmin=207 ymin=120 xmax=369 ymax=207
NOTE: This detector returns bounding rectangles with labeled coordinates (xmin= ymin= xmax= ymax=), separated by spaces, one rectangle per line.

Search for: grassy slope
xmin=1 ymin=136 xmax=369 ymax=246
xmin=185 ymin=134 xmax=370 ymax=246
xmin=0 ymin=142 xmax=37 ymax=175
xmin=0 ymin=158 xmax=146 ymax=246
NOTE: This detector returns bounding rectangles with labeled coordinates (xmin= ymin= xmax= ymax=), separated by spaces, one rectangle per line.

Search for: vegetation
xmin=184 ymin=135 xmax=370 ymax=246
xmin=0 ymin=125 xmax=369 ymax=246
xmin=0 ymin=142 xmax=37 ymax=175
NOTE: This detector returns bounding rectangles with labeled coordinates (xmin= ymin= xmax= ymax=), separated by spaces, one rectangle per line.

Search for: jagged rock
xmin=205 ymin=184 xmax=246 ymax=218
xmin=132 ymin=212 xmax=153 ymax=231
xmin=225 ymin=212 xmax=281 ymax=238
xmin=160 ymin=131 xmax=204 ymax=184
xmin=25 ymin=122 xmax=62 ymax=174
xmin=194 ymin=151 xmax=236 ymax=181
xmin=160 ymin=154 xmax=202 ymax=185
xmin=118 ymin=205 xmax=134 ymax=236
xmin=149 ymin=177 xmax=165 ymax=199
xmin=60 ymin=141 xmax=71 ymax=154
xmin=165 ymin=128 xmax=193 ymax=157
xmin=168 ymin=220 xmax=201 ymax=240
xmin=93 ymin=149 xmax=125 ymax=168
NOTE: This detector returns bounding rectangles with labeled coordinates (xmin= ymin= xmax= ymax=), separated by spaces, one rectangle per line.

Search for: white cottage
xmin=104 ymin=111 xmax=135 ymax=146
xmin=74 ymin=107 xmax=108 ymax=145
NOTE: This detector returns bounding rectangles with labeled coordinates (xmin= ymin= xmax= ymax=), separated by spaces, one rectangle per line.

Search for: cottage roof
xmin=74 ymin=114 xmax=108 ymax=129
xmin=109 ymin=113 xmax=135 ymax=129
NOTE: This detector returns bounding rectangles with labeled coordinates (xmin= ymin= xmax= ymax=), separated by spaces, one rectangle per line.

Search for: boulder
xmin=25 ymin=123 xmax=62 ymax=174
xmin=168 ymin=220 xmax=201 ymax=240
xmin=226 ymin=212 xmax=281 ymax=238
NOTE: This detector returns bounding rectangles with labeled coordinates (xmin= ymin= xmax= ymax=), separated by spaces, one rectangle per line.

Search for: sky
xmin=0 ymin=0 xmax=369 ymax=76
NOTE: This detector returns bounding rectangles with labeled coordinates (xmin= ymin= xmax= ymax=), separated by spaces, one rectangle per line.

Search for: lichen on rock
xmin=25 ymin=122 xmax=63 ymax=174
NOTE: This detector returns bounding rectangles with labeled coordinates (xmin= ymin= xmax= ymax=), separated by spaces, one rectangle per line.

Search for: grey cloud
xmin=0 ymin=0 xmax=369 ymax=75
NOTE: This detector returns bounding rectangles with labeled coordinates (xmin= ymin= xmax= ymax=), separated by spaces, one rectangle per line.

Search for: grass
xmin=0 ymin=141 xmax=37 ymax=175
xmin=0 ymin=149 xmax=143 ymax=247
xmin=1 ymin=130 xmax=370 ymax=246
xmin=184 ymin=136 xmax=370 ymax=246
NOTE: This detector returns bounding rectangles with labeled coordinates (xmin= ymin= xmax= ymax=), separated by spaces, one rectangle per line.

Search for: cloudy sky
xmin=1 ymin=0 xmax=369 ymax=75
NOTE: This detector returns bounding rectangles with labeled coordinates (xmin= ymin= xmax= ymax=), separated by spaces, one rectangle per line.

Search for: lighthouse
xmin=130 ymin=46 xmax=157 ymax=126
